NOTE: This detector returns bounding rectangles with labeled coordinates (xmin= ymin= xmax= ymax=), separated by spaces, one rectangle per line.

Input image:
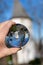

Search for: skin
xmin=0 ymin=21 xmax=20 ymax=58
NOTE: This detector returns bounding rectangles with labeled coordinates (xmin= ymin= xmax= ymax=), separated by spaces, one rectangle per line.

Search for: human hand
xmin=0 ymin=21 xmax=20 ymax=58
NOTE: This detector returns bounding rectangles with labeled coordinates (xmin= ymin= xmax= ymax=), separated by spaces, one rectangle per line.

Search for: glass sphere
xmin=5 ymin=24 xmax=30 ymax=48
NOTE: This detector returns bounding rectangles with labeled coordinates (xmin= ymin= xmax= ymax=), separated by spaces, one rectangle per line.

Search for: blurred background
xmin=0 ymin=0 xmax=43 ymax=65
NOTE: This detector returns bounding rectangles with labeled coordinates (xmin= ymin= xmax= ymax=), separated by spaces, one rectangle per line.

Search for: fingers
xmin=0 ymin=47 xmax=20 ymax=58
xmin=9 ymin=48 xmax=20 ymax=54
xmin=6 ymin=48 xmax=20 ymax=56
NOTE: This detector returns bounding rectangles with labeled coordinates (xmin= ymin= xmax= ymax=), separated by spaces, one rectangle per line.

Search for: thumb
xmin=2 ymin=21 xmax=16 ymax=36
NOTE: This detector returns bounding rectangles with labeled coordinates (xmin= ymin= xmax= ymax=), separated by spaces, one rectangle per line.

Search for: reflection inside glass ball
xmin=5 ymin=24 xmax=30 ymax=48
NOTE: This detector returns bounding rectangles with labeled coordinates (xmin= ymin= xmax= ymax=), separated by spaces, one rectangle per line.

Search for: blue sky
xmin=0 ymin=0 xmax=43 ymax=40
xmin=19 ymin=0 xmax=43 ymax=40
xmin=0 ymin=0 xmax=14 ymax=22
xmin=32 ymin=21 xmax=43 ymax=40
